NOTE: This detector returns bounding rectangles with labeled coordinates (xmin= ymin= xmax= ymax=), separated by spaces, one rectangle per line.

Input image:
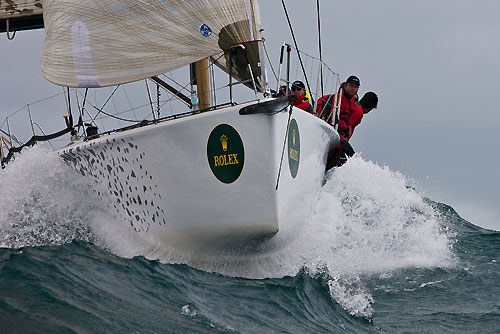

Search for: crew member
xmin=317 ymin=75 xmax=360 ymax=141
xmin=318 ymin=75 xmax=360 ymax=169
xmin=291 ymin=80 xmax=314 ymax=113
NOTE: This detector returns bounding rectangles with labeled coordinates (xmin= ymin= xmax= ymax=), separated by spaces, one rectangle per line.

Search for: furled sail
xmin=41 ymin=0 xmax=264 ymax=91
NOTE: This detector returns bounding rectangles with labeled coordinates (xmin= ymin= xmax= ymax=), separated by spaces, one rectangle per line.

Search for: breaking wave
xmin=0 ymin=148 xmax=454 ymax=318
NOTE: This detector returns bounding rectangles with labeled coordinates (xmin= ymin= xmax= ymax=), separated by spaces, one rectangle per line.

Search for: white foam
xmin=0 ymin=146 xmax=144 ymax=255
xmin=1 ymin=150 xmax=454 ymax=317
xmin=129 ymin=156 xmax=454 ymax=316
xmin=0 ymin=146 xmax=96 ymax=248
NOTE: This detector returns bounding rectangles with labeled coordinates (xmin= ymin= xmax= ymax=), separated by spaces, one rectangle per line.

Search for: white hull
xmin=60 ymin=99 xmax=339 ymax=251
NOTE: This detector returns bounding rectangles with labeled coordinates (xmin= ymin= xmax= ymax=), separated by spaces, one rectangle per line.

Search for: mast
xmin=195 ymin=59 xmax=210 ymax=110
xmin=190 ymin=59 xmax=210 ymax=111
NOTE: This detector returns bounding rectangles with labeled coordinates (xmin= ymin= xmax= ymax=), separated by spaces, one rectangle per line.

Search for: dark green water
xmin=1 ymin=148 xmax=499 ymax=333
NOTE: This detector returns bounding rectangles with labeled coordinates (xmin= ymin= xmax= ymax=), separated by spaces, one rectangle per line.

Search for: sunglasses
xmin=291 ymin=86 xmax=303 ymax=92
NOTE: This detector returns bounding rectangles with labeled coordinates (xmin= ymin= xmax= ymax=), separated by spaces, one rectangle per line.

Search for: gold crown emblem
xmin=220 ymin=134 xmax=228 ymax=151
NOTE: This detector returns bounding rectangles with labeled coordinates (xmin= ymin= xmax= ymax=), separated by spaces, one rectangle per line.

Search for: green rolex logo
xmin=207 ymin=124 xmax=245 ymax=184
xmin=288 ymin=119 xmax=300 ymax=178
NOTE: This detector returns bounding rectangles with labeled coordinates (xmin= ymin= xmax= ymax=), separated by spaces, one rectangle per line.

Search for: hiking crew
xmin=317 ymin=75 xmax=360 ymax=142
xmin=317 ymin=75 xmax=361 ymax=169
xmin=272 ymin=76 xmax=377 ymax=170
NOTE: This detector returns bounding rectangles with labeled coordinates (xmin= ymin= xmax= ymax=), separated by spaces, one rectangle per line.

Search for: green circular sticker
xmin=207 ymin=124 xmax=245 ymax=184
xmin=288 ymin=119 xmax=300 ymax=178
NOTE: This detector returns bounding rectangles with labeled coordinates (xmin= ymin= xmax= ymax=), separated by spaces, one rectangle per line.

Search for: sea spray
xmin=131 ymin=156 xmax=454 ymax=316
xmin=0 ymin=146 xmax=147 ymax=256
xmin=302 ymin=156 xmax=454 ymax=316
xmin=0 ymin=149 xmax=454 ymax=318
xmin=0 ymin=146 xmax=97 ymax=248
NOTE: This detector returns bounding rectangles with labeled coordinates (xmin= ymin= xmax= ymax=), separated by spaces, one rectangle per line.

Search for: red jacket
xmin=294 ymin=92 xmax=314 ymax=113
xmin=347 ymin=104 xmax=364 ymax=140
xmin=317 ymin=93 xmax=357 ymax=141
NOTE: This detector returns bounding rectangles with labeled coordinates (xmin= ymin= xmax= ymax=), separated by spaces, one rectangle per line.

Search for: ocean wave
xmin=0 ymin=149 xmax=459 ymax=318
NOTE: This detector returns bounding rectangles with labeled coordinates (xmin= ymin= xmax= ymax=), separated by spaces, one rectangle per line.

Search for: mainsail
xmin=41 ymin=0 xmax=264 ymax=90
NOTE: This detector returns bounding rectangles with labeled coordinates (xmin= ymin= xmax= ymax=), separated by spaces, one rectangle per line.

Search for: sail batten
xmin=41 ymin=0 xmax=263 ymax=89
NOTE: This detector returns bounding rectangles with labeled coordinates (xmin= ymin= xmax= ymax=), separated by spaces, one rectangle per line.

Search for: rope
xmin=0 ymin=128 xmax=22 ymax=146
xmin=6 ymin=19 xmax=16 ymax=40
xmin=262 ymin=41 xmax=279 ymax=83
xmin=1 ymin=136 xmax=11 ymax=148
xmin=1 ymin=126 xmax=74 ymax=165
xmin=280 ymin=0 xmax=312 ymax=94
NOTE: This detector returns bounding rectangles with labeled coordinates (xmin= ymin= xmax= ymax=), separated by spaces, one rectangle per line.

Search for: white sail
xmin=41 ymin=0 xmax=263 ymax=88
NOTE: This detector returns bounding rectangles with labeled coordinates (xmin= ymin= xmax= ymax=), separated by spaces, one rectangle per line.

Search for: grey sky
xmin=1 ymin=0 xmax=499 ymax=230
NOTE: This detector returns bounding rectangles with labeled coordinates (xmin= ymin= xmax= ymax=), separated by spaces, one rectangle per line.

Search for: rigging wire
xmin=156 ymin=83 xmax=161 ymax=119
xmin=286 ymin=45 xmax=338 ymax=76
xmin=120 ymin=85 xmax=139 ymax=121
xmin=90 ymin=85 xmax=121 ymax=122
xmin=80 ymin=85 xmax=144 ymax=123
xmin=1 ymin=90 xmax=69 ymax=133
xmin=111 ymin=93 xmax=123 ymax=128
xmin=90 ymin=104 xmax=145 ymax=123
xmin=77 ymin=91 xmax=147 ymax=123
xmin=280 ymin=0 xmax=312 ymax=94
xmin=144 ymin=79 xmax=156 ymax=120
xmin=86 ymin=99 xmax=157 ymax=122
xmin=66 ymin=87 xmax=72 ymax=117
xmin=316 ymin=0 xmax=324 ymax=97
xmin=160 ymin=73 xmax=192 ymax=94
xmin=2 ymin=46 xmax=263 ymax=137
xmin=78 ymin=88 xmax=99 ymax=127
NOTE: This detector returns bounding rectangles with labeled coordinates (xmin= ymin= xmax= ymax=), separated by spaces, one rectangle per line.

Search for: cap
xmin=346 ymin=75 xmax=360 ymax=86
xmin=291 ymin=80 xmax=305 ymax=90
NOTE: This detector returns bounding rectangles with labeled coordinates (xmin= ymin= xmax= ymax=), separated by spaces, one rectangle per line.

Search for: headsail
xmin=41 ymin=0 xmax=264 ymax=90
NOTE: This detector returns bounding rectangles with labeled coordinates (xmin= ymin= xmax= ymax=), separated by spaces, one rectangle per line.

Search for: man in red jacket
xmin=317 ymin=75 xmax=360 ymax=169
xmin=317 ymin=75 xmax=360 ymax=141
xmin=325 ymin=90 xmax=378 ymax=169
xmin=291 ymin=80 xmax=314 ymax=113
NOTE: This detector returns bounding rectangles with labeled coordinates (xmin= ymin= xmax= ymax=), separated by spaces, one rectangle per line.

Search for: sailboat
xmin=1 ymin=0 xmax=339 ymax=251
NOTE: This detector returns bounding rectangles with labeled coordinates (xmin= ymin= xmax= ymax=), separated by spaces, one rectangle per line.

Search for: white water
xmin=0 ymin=147 xmax=454 ymax=317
